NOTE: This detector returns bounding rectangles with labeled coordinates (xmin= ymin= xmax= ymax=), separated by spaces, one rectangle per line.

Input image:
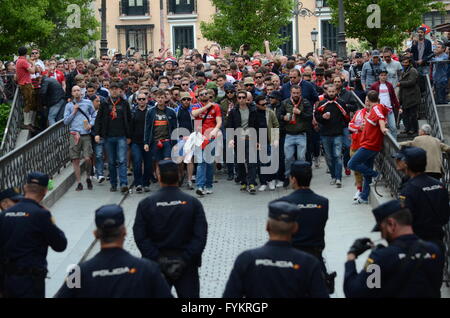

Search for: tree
xmin=327 ymin=0 xmax=445 ymax=49
xmin=0 ymin=0 xmax=99 ymax=60
xmin=200 ymin=0 xmax=295 ymax=53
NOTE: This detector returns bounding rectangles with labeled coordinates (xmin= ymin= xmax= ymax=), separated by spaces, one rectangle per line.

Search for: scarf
xmin=289 ymin=97 xmax=302 ymax=124
xmin=110 ymin=97 xmax=121 ymax=120
xmin=317 ymin=97 xmax=349 ymax=121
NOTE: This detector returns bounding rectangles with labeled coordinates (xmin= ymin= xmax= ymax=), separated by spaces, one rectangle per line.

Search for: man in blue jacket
xmin=280 ymin=69 xmax=319 ymax=105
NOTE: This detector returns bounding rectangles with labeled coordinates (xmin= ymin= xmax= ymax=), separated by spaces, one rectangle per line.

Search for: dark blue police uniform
xmin=223 ymin=201 xmax=329 ymax=298
xmin=0 ymin=173 xmax=67 ymax=298
xmin=133 ymin=161 xmax=208 ymax=298
xmin=57 ymin=205 xmax=172 ymax=298
xmin=344 ymin=200 xmax=444 ymax=298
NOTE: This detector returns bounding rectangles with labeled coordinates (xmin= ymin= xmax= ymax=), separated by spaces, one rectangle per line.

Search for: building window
xmin=173 ymin=26 xmax=194 ymax=50
xmin=121 ymin=0 xmax=149 ymax=16
xmin=280 ymin=23 xmax=293 ymax=56
xmin=321 ymin=20 xmax=337 ymax=53
xmin=423 ymin=11 xmax=449 ymax=28
xmin=168 ymin=0 xmax=195 ymax=14
xmin=126 ymin=29 xmax=148 ymax=54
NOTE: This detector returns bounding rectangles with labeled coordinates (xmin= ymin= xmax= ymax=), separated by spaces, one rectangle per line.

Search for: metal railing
xmin=0 ymin=120 xmax=70 ymax=191
xmin=0 ymin=87 xmax=24 ymax=157
xmin=423 ymin=74 xmax=445 ymax=142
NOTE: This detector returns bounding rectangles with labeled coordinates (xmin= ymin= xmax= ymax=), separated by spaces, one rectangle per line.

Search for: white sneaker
xmin=353 ymin=190 xmax=361 ymax=201
xmin=330 ymin=179 xmax=337 ymax=185
xmin=314 ymin=157 xmax=320 ymax=168
xmin=259 ymin=185 xmax=267 ymax=192
xmin=268 ymin=180 xmax=276 ymax=191
xmin=98 ymin=176 xmax=105 ymax=184
xmin=353 ymin=197 xmax=369 ymax=205
xmin=205 ymin=188 xmax=213 ymax=194
xmin=276 ymin=180 xmax=284 ymax=188
xmin=336 ymin=180 xmax=342 ymax=188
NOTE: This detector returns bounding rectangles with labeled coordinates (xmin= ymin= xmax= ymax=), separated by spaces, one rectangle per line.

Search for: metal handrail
xmin=0 ymin=87 xmax=23 ymax=157
xmin=0 ymin=120 xmax=70 ymax=190
xmin=424 ymin=74 xmax=444 ymax=142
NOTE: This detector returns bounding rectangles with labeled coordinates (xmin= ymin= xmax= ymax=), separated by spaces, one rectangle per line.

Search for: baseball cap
xmin=27 ymin=172 xmax=49 ymax=187
xmin=180 ymin=92 xmax=192 ymax=100
xmin=243 ymin=77 xmax=255 ymax=85
xmin=290 ymin=161 xmax=312 ymax=177
xmin=269 ymin=91 xmax=283 ymax=100
xmin=371 ymin=200 xmax=404 ymax=231
xmin=268 ymin=201 xmax=300 ymax=223
xmin=355 ymin=52 xmax=363 ymax=59
xmin=158 ymin=160 xmax=178 ymax=173
xmin=224 ymin=82 xmax=235 ymax=92
xmin=372 ymin=50 xmax=381 ymax=57
xmin=95 ymin=205 xmax=125 ymax=229
xmin=392 ymin=146 xmax=427 ymax=168
xmin=0 ymin=188 xmax=24 ymax=202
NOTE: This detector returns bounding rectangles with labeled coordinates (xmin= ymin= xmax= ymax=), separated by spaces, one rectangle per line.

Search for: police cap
xmin=158 ymin=160 xmax=178 ymax=173
xmin=269 ymin=91 xmax=283 ymax=100
xmin=290 ymin=160 xmax=312 ymax=177
xmin=371 ymin=200 xmax=403 ymax=232
xmin=95 ymin=204 xmax=125 ymax=229
xmin=392 ymin=146 xmax=426 ymax=168
xmin=27 ymin=172 xmax=49 ymax=187
xmin=0 ymin=188 xmax=24 ymax=202
xmin=268 ymin=201 xmax=300 ymax=223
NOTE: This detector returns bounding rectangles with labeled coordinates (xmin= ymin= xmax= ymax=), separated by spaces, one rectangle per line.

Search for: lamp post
xmin=292 ymin=0 xmax=323 ymax=54
xmin=311 ymin=28 xmax=318 ymax=55
xmin=337 ymin=0 xmax=347 ymax=58
xmin=99 ymin=0 xmax=108 ymax=57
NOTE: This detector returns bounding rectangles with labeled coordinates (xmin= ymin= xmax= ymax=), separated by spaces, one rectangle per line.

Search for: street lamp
xmin=337 ymin=0 xmax=347 ymax=58
xmin=99 ymin=0 xmax=108 ymax=57
xmin=311 ymin=28 xmax=318 ymax=55
xmin=292 ymin=0 xmax=323 ymax=54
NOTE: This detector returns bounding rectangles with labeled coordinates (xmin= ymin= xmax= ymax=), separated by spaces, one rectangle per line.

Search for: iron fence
xmin=0 ymin=120 xmax=70 ymax=191
xmin=0 ymin=87 xmax=24 ymax=157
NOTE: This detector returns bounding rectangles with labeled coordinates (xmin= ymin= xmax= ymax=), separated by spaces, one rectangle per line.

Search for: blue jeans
xmin=48 ymin=99 xmax=65 ymax=126
xmin=321 ymin=135 xmax=343 ymax=180
xmin=342 ymin=128 xmax=351 ymax=169
xmin=284 ymin=133 xmax=307 ymax=177
xmin=131 ymin=143 xmax=152 ymax=187
xmin=94 ymin=138 xmax=105 ymax=178
xmin=258 ymin=145 xmax=276 ymax=185
xmin=105 ymin=136 xmax=128 ymax=187
xmin=348 ymin=147 xmax=379 ymax=201
xmin=435 ymin=81 xmax=448 ymax=104
xmin=195 ymin=140 xmax=215 ymax=189
xmin=387 ymin=111 xmax=397 ymax=140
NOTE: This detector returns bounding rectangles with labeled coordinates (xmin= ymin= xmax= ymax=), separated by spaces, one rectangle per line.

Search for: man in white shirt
xmin=382 ymin=48 xmax=402 ymax=88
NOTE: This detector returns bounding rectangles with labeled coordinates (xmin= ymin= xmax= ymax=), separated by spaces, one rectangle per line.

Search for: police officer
xmin=344 ymin=200 xmax=444 ymax=298
xmin=133 ymin=160 xmax=208 ymax=298
xmin=57 ymin=205 xmax=172 ymax=298
xmin=393 ymin=146 xmax=450 ymax=252
xmin=0 ymin=172 xmax=67 ymax=298
xmin=0 ymin=188 xmax=24 ymax=211
xmin=276 ymin=161 xmax=334 ymax=291
xmin=222 ymin=201 xmax=329 ymax=298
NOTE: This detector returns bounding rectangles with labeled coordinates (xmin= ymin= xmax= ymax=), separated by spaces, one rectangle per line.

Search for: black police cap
xmin=371 ymin=200 xmax=403 ymax=232
xmin=158 ymin=160 xmax=178 ymax=173
xmin=0 ymin=188 xmax=23 ymax=202
xmin=27 ymin=172 xmax=49 ymax=187
xmin=392 ymin=146 xmax=426 ymax=167
xmin=290 ymin=160 xmax=312 ymax=177
xmin=268 ymin=201 xmax=300 ymax=223
xmin=95 ymin=204 xmax=125 ymax=229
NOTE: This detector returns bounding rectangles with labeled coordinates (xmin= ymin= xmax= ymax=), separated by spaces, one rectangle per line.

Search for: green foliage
xmin=0 ymin=104 xmax=12 ymax=142
xmin=327 ymin=0 xmax=445 ymax=50
xmin=0 ymin=0 xmax=99 ymax=60
xmin=200 ymin=0 xmax=295 ymax=53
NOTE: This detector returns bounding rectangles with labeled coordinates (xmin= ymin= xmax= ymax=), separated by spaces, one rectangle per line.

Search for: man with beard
xmin=349 ymin=53 xmax=366 ymax=102
xmin=344 ymin=200 xmax=444 ymax=298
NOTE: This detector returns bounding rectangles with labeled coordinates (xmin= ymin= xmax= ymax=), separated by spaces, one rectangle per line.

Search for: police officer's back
xmin=57 ymin=205 xmax=172 ymax=298
xmin=0 ymin=172 xmax=67 ymax=298
xmin=344 ymin=200 xmax=444 ymax=298
xmin=277 ymin=161 xmax=329 ymax=256
xmin=223 ymin=201 xmax=329 ymax=298
xmin=394 ymin=147 xmax=450 ymax=246
xmin=133 ymin=160 xmax=208 ymax=298
xmin=0 ymin=188 xmax=23 ymax=212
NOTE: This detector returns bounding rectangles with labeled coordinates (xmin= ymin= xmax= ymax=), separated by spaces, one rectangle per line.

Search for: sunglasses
xmin=237 ymin=96 xmax=247 ymax=99
xmin=226 ymin=91 xmax=235 ymax=94
xmin=182 ymin=98 xmax=191 ymax=101
xmin=255 ymin=76 xmax=262 ymax=79
xmin=181 ymin=83 xmax=189 ymax=86
xmin=137 ymin=98 xmax=147 ymax=101
xmin=199 ymin=93 xmax=209 ymax=97
xmin=174 ymin=77 xmax=182 ymax=80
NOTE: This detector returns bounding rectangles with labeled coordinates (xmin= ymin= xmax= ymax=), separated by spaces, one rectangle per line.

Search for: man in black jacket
xmin=39 ymin=76 xmax=66 ymax=125
xmin=227 ymin=90 xmax=260 ymax=194
xmin=314 ymin=84 xmax=349 ymax=188
xmin=94 ymin=81 xmax=132 ymax=193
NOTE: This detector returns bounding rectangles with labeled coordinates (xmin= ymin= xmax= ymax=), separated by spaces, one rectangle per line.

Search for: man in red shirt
xmin=42 ymin=59 xmax=66 ymax=91
xmin=348 ymin=90 xmax=389 ymax=204
xmin=16 ymin=47 xmax=36 ymax=130
xmin=191 ymin=88 xmax=222 ymax=196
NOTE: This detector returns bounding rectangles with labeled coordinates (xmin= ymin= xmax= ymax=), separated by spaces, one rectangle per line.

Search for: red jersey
xmin=348 ymin=108 xmax=369 ymax=150
xmin=192 ymin=103 xmax=222 ymax=147
xmin=359 ymin=104 xmax=389 ymax=152
xmin=16 ymin=57 xmax=32 ymax=85
xmin=42 ymin=70 xmax=65 ymax=84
